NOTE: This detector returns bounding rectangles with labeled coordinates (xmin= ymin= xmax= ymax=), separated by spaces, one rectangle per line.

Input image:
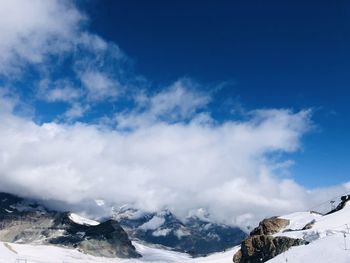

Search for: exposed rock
xmin=233 ymin=248 xmax=242 ymax=263
xmin=302 ymin=219 xmax=316 ymax=230
xmin=49 ymin=213 xmax=140 ymax=258
xmin=250 ymin=217 xmax=290 ymax=236
xmin=234 ymin=215 xmax=307 ymax=263
xmin=0 ymin=192 xmax=140 ymax=258
xmin=116 ymin=207 xmax=247 ymax=256
xmin=233 ymin=235 xmax=307 ymax=263
xmin=326 ymin=195 xmax=350 ymax=215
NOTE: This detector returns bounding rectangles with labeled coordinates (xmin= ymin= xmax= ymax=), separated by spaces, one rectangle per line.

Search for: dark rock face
xmin=233 ymin=215 xmax=307 ymax=263
xmin=116 ymin=208 xmax=247 ymax=256
xmin=250 ymin=217 xmax=290 ymax=236
xmin=0 ymin=192 xmax=140 ymax=258
xmin=233 ymin=235 xmax=307 ymax=263
xmin=301 ymin=219 xmax=316 ymax=230
xmin=326 ymin=195 xmax=350 ymax=215
xmin=49 ymin=213 xmax=140 ymax=258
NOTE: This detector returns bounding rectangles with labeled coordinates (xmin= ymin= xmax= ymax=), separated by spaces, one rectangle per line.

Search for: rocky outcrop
xmin=233 ymin=235 xmax=307 ymax=263
xmin=0 ymin=192 xmax=140 ymax=258
xmin=233 ymin=216 xmax=307 ymax=263
xmin=326 ymin=195 xmax=350 ymax=215
xmin=49 ymin=213 xmax=140 ymax=258
xmin=301 ymin=219 xmax=316 ymax=230
xmin=250 ymin=217 xmax=289 ymax=236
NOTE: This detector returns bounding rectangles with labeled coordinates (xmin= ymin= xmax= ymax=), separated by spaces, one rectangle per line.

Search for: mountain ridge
xmin=0 ymin=192 xmax=140 ymax=258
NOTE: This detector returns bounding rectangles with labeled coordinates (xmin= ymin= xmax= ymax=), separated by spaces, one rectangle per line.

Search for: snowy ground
xmin=267 ymin=202 xmax=350 ymax=263
xmin=1 ymin=203 xmax=350 ymax=262
xmin=0 ymin=240 xmax=238 ymax=263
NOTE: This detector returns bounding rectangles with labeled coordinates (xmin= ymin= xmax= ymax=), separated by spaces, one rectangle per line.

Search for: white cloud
xmin=0 ymin=0 xmax=349 ymax=230
xmin=1 ymin=93 xmax=348 ymax=228
xmin=116 ymin=79 xmax=210 ymax=129
xmin=79 ymin=71 xmax=119 ymax=101
xmin=0 ymin=0 xmax=84 ymax=73
xmin=38 ymin=79 xmax=82 ymax=103
xmin=64 ymin=103 xmax=89 ymax=120
xmin=0 ymin=0 xmax=125 ymax=109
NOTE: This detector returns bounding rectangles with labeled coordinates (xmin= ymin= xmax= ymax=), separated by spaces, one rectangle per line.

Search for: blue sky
xmin=81 ymin=0 xmax=350 ymax=188
xmin=0 ymin=0 xmax=349 ymax=224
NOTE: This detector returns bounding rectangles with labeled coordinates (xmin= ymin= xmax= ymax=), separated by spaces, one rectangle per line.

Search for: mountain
xmin=1 ymin=191 xmax=350 ymax=262
xmin=0 ymin=192 xmax=140 ymax=258
xmin=114 ymin=206 xmax=247 ymax=256
xmin=3 ymin=192 xmax=350 ymax=263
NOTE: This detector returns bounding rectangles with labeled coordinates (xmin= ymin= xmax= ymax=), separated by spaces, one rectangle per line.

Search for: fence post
xmin=344 ymin=232 xmax=347 ymax=250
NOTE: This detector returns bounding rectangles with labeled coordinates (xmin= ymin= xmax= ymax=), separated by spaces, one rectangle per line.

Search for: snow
xmin=68 ymin=213 xmax=100 ymax=226
xmin=266 ymin=201 xmax=350 ymax=262
xmin=0 ymin=240 xmax=237 ymax=263
xmin=1 ymin=201 xmax=350 ymax=262
xmin=191 ymin=247 xmax=240 ymax=263
xmin=313 ymin=203 xmax=350 ymax=231
xmin=152 ymin=228 xmax=172 ymax=237
xmin=114 ymin=207 xmax=146 ymax=220
xmin=175 ymin=228 xmax=190 ymax=239
xmin=280 ymin=211 xmax=321 ymax=230
xmin=267 ymin=234 xmax=350 ymax=263
xmin=139 ymin=216 xmax=165 ymax=231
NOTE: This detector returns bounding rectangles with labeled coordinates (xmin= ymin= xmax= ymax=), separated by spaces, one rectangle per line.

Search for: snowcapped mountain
xmin=0 ymin=192 xmax=140 ymax=258
xmin=1 ymin=192 xmax=350 ymax=262
xmin=2 ymin=195 xmax=350 ymax=263
xmin=113 ymin=206 xmax=247 ymax=256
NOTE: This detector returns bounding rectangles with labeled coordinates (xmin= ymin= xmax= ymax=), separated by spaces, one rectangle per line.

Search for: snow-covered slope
xmin=1 ymin=195 xmax=350 ymax=262
xmin=232 ymin=196 xmax=350 ymax=263
xmin=0 ymin=240 xmax=238 ymax=263
xmin=2 ymin=201 xmax=350 ymax=263
xmin=266 ymin=201 xmax=350 ymax=263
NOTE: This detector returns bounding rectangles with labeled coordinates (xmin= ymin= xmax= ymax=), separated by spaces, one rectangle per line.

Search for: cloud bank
xmin=0 ymin=0 xmax=349 ymax=228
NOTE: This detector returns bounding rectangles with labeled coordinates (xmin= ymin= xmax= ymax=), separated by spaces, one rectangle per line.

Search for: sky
xmin=81 ymin=0 xmax=350 ymax=188
xmin=0 ymin=0 xmax=349 ymax=227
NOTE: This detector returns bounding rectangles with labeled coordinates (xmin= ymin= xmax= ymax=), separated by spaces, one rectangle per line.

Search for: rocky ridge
xmin=233 ymin=194 xmax=350 ymax=263
xmin=114 ymin=206 xmax=247 ymax=256
xmin=0 ymin=192 xmax=140 ymax=258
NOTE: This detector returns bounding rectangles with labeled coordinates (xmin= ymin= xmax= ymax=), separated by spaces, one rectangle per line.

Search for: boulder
xmin=250 ymin=217 xmax=289 ymax=236
xmin=233 ymin=235 xmax=307 ymax=263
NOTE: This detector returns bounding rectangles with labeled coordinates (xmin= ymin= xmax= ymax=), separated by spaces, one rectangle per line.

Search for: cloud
xmin=116 ymin=79 xmax=210 ymax=129
xmin=79 ymin=71 xmax=119 ymax=101
xmin=2 ymin=92 xmax=348 ymax=228
xmin=64 ymin=103 xmax=89 ymax=120
xmin=0 ymin=0 xmax=128 ymax=116
xmin=0 ymin=0 xmax=84 ymax=74
xmin=38 ymin=79 xmax=82 ymax=103
xmin=0 ymin=0 xmax=349 ymax=230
